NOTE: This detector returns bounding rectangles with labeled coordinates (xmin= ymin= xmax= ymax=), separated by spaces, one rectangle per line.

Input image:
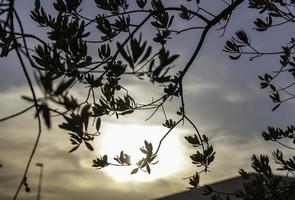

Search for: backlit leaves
xmin=273 ymin=149 xmax=295 ymax=171
xmin=149 ymin=48 xmax=179 ymax=83
xmin=151 ymin=0 xmax=174 ymax=45
xmin=113 ymin=16 xmax=130 ymax=32
xmin=131 ymin=168 xmax=138 ymax=174
xmin=59 ymin=104 xmax=97 ymax=152
xmin=0 ymin=24 xmax=12 ymax=57
xmin=185 ymin=134 xmax=200 ymax=147
xmin=163 ymin=119 xmax=176 ymax=129
xmin=55 ymin=78 xmax=75 ymax=95
xmin=41 ymin=104 xmax=51 ymax=129
xmin=136 ymin=0 xmax=147 ymax=9
xmin=98 ymin=44 xmax=112 ymax=61
xmin=190 ymin=145 xmax=215 ymax=169
xmin=114 ymin=151 xmax=131 ymax=166
xmin=131 ymin=141 xmax=157 ymax=175
xmin=93 ymin=155 xmax=109 ymax=169
xmin=179 ymin=5 xmax=192 ymax=20
xmin=186 ymin=133 xmax=215 ymax=174
xmin=95 ymin=0 xmax=128 ymax=12
xmin=251 ymin=155 xmax=272 ymax=177
xmin=224 ymin=29 xmax=250 ymax=60
xmin=53 ymin=0 xmax=82 ymax=13
xmin=235 ymin=30 xmax=250 ymax=45
xmin=117 ymin=35 xmax=152 ymax=70
xmin=262 ymin=126 xmax=295 ymax=143
xmin=254 ymin=17 xmax=271 ymax=31
xmin=84 ymin=142 xmax=94 ymax=151
xmin=188 ymin=173 xmax=200 ymax=189
xmin=96 ymin=15 xmax=118 ymax=40
xmin=31 ymin=6 xmax=55 ymax=27
xmin=96 ymin=118 xmax=101 ymax=133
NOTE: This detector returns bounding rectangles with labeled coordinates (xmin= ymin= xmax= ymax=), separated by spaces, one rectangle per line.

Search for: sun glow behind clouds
xmin=96 ymin=123 xmax=186 ymax=182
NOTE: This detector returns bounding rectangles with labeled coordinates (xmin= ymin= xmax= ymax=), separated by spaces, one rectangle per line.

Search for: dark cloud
xmin=0 ymin=53 xmax=28 ymax=91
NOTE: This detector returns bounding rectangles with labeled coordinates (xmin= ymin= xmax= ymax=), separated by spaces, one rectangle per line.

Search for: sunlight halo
xmin=96 ymin=123 xmax=186 ymax=182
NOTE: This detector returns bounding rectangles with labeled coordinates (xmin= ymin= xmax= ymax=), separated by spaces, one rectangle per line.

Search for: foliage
xmin=206 ymin=0 xmax=295 ymax=199
xmin=0 ymin=0 xmax=295 ymax=199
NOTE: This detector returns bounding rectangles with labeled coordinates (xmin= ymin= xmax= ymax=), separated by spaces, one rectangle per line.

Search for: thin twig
xmin=9 ymin=3 xmax=43 ymax=199
xmin=0 ymin=105 xmax=34 ymax=122
xmin=154 ymin=118 xmax=183 ymax=155
xmin=276 ymin=140 xmax=295 ymax=151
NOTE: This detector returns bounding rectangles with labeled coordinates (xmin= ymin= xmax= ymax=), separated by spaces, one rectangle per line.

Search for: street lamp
xmin=35 ymin=163 xmax=43 ymax=200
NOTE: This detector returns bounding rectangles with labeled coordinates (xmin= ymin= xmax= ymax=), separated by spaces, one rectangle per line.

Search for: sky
xmin=0 ymin=0 xmax=295 ymax=200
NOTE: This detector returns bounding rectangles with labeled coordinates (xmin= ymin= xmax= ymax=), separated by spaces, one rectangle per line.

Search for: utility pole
xmin=35 ymin=163 xmax=43 ymax=200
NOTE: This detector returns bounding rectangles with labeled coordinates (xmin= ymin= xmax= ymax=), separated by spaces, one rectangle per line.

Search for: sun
xmin=95 ymin=123 xmax=186 ymax=182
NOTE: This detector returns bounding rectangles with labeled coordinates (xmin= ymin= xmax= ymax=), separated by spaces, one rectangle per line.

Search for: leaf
xmin=188 ymin=173 xmax=200 ymax=189
xmin=258 ymin=75 xmax=264 ymax=81
xmin=236 ymin=29 xmax=249 ymax=44
xmin=139 ymin=46 xmax=152 ymax=64
xmin=168 ymin=15 xmax=174 ymax=27
xmin=131 ymin=168 xmax=138 ymax=174
xmin=185 ymin=134 xmax=200 ymax=146
xmin=96 ymin=118 xmax=101 ymax=132
xmin=270 ymin=84 xmax=276 ymax=91
xmin=238 ymin=169 xmax=250 ymax=179
xmin=92 ymin=155 xmax=108 ymax=168
xmin=85 ymin=141 xmax=94 ymax=151
xmin=34 ymin=0 xmax=41 ymax=10
xmin=21 ymin=95 xmax=34 ymax=102
xmin=81 ymin=104 xmax=91 ymax=131
xmin=116 ymin=42 xmax=132 ymax=66
xmin=136 ymin=0 xmax=147 ymax=8
xmin=260 ymin=82 xmax=268 ymax=89
xmin=55 ymin=78 xmax=75 ymax=95
xmin=272 ymin=104 xmax=280 ymax=111
xmin=69 ymin=145 xmax=79 ymax=153
xmin=120 ymin=110 xmax=134 ymax=115
xmin=42 ymin=104 xmax=51 ymax=129
xmin=229 ymin=54 xmax=241 ymax=60
xmin=146 ymin=164 xmax=151 ymax=174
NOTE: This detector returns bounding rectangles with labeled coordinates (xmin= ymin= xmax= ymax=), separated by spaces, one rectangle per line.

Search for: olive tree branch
xmin=154 ymin=118 xmax=183 ymax=155
xmin=7 ymin=2 xmax=43 ymax=199
xmin=147 ymin=0 xmax=245 ymax=168
xmin=0 ymin=105 xmax=35 ymax=122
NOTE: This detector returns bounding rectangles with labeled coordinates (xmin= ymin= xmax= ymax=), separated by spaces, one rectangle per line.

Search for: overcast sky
xmin=0 ymin=0 xmax=295 ymax=200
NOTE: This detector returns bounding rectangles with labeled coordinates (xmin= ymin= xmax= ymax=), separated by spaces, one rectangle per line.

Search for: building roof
xmin=156 ymin=175 xmax=295 ymax=200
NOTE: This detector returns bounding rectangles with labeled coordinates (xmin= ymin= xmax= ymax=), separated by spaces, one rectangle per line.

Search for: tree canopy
xmin=0 ymin=0 xmax=295 ymax=199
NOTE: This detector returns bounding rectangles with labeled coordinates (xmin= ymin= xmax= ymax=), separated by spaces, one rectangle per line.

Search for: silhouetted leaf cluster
xmin=59 ymin=104 xmax=98 ymax=152
xmin=92 ymin=155 xmax=108 ymax=169
xmin=131 ymin=140 xmax=158 ymax=174
xmin=0 ymin=24 xmax=13 ymax=57
xmin=187 ymin=173 xmax=200 ymax=189
xmin=114 ymin=151 xmax=131 ymax=166
xmin=117 ymin=35 xmax=152 ymax=70
xmin=185 ymin=134 xmax=200 ymax=147
xmin=262 ymin=126 xmax=295 ymax=143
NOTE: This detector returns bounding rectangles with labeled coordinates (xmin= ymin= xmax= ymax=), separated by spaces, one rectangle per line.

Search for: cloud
xmin=0 ymin=87 xmax=187 ymax=200
xmin=1 ymin=1 xmax=294 ymax=199
xmin=1 ymin=49 xmax=294 ymax=199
